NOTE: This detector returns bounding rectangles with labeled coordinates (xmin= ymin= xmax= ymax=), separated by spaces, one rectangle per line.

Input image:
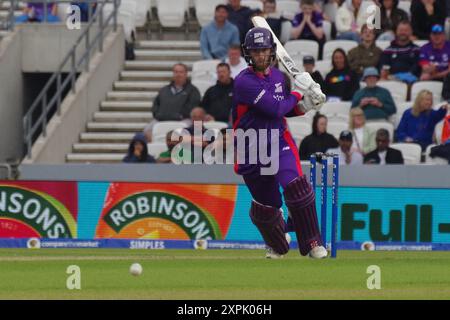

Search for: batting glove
xmin=293 ymin=72 xmax=326 ymax=110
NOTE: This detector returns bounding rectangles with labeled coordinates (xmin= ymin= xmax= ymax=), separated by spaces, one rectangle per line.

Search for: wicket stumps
xmin=309 ymin=153 xmax=339 ymax=258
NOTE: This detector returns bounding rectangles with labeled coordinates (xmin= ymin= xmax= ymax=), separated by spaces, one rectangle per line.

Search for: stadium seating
xmin=326 ymin=120 xmax=349 ymax=140
xmin=287 ymin=121 xmax=312 ymax=146
xmin=203 ymin=121 xmax=229 ymax=130
xmin=425 ymin=144 xmax=448 ymax=165
xmin=314 ymin=59 xmax=332 ymax=78
xmin=147 ymin=142 xmax=169 ymax=158
xmin=392 ymin=101 xmax=412 ymax=128
xmin=192 ymin=59 xmax=220 ymax=82
xmin=375 ymin=40 xmax=391 ymax=51
xmin=434 ymin=120 xmax=445 ymax=145
xmin=390 ymin=143 xmax=422 ymax=164
xmin=152 ymin=121 xmax=189 ymax=142
xmin=241 ymin=0 xmax=263 ymax=11
xmin=377 ymin=80 xmax=408 ymax=104
xmin=195 ymin=0 xmax=225 ymax=27
xmin=320 ymin=101 xmax=352 ymax=121
xmin=410 ymin=81 xmax=443 ymax=103
xmin=365 ymin=121 xmax=395 ymax=141
xmin=322 ymin=20 xmax=332 ymax=41
xmin=398 ymin=0 xmax=411 ymax=17
xmin=323 ymin=40 xmax=358 ymax=60
xmin=192 ymin=79 xmax=215 ymax=97
xmin=285 ymin=40 xmax=320 ymax=61
xmin=135 ymin=0 xmax=152 ymax=28
xmin=157 ymin=0 xmax=187 ymax=28
xmin=277 ymin=0 xmax=300 ymax=21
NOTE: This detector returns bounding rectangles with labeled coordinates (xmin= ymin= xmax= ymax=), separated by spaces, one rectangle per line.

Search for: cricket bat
xmin=251 ymin=16 xmax=301 ymax=75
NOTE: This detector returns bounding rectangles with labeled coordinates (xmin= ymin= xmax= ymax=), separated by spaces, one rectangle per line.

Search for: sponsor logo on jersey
xmin=254 ymin=89 xmax=266 ymax=104
xmin=275 ymin=82 xmax=283 ymax=93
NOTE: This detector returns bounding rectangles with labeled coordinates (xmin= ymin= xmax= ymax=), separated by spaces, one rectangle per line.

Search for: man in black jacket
xmin=364 ymin=129 xmax=404 ymax=164
xmin=201 ymin=63 xmax=234 ymax=123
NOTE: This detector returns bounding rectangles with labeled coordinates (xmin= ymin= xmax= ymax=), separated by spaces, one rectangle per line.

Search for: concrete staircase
xmin=66 ymin=40 xmax=202 ymax=163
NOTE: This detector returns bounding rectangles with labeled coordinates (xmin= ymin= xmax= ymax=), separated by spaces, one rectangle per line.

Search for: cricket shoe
xmin=308 ymin=242 xmax=328 ymax=259
xmin=265 ymin=234 xmax=291 ymax=259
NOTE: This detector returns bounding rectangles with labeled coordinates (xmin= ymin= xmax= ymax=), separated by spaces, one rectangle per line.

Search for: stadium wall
xmin=0 ymin=31 xmax=24 ymax=162
xmin=22 ymin=27 xmax=125 ymax=164
xmin=0 ymin=165 xmax=449 ymax=250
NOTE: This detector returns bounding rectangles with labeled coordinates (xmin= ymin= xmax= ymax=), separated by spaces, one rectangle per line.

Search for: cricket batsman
xmin=232 ymin=27 xmax=328 ymax=259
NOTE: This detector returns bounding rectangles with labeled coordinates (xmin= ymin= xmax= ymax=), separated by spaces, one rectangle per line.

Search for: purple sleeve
xmin=291 ymin=13 xmax=303 ymax=27
xmin=235 ymin=78 xmax=301 ymax=119
xmin=313 ymin=12 xmax=324 ymax=28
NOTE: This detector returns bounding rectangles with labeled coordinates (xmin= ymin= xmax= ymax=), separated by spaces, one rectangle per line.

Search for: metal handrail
xmin=13 ymin=0 xmax=122 ymax=158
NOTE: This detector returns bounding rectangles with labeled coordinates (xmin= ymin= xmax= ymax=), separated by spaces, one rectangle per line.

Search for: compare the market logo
xmin=101 ymin=191 xmax=222 ymax=240
xmin=0 ymin=185 xmax=76 ymax=238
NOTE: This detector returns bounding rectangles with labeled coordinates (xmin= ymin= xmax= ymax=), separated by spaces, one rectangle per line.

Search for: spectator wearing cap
xmin=419 ymin=25 xmax=450 ymax=82
xmin=201 ymin=63 xmax=234 ymax=123
xmin=225 ymin=45 xmax=248 ymax=79
xmin=291 ymin=0 xmax=325 ymax=59
xmin=200 ymin=4 xmax=241 ymax=60
xmin=396 ymin=90 xmax=448 ymax=150
xmin=411 ymin=0 xmax=447 ymax=40
xmin=299 ymin=113 xmax=339 ymax=160
xmin=352 ymin=67 xmax=397 ymax=120
xmin=364 ymin=129 xmax=404 ymax=164
xmin=327 ymin=130 xmax=364 ymax=165
xmin=226 ymin=0 xmax=255 ymax=42
xmin=380 ymin=21 xmax=421 ymax=84
xmin=323 ymin=48 xmax=360 ymax=101
xmin=347 ymin=24 xmax=383 ymax=78
xmin=303 ymin=55 xmax=325 ymax=89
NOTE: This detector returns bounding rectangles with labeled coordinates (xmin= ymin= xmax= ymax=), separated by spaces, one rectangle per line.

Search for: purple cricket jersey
xmin=231 ymin=67 xmax=303 ymax=176
xmin=291 ymin=12 xmax=324 ymax=39
xmin=419 ymin=41 xmax=450 ymax=73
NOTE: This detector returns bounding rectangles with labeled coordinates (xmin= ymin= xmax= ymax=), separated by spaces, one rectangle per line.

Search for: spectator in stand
xmin=201 ymin=63 xmax=234 ymax=124
xmin=144 ymin=63 xmax=201 ymax=142
xmin=364 ymin=129 xmax=404 ymax=164
xmin=411 ymin=0 xmax=447 ymax=40
xmin=396 ymin=90 xmax=448 ymax=150
xmin=335 ymin=0 xmax=371 ymax=42
xmin=184 ymin=107 xmax=214 ymax=163
xmin=260 ymin=0 xmax=284 ymax=39
xmin=348 ymin=24 xmax=383 ymax=78
xmin=299 ymin=113 xmax=339 ymax=160
xmin=157 ymin=131 xmax=191 ymax=164
xmin=377 ymin=0 xmax=409 ymax=41
xmin=16 ymin=2 xmax=60 ymax=23
xmin=225 ymin=45 xmax=248 ymax=78
xmin=419 ymin=25 xmax=450 ymax=82
xmin=380 ymin=21 xmax=420 ymax=83
xmin=200 ymin=5 xmax=240 ymax=60
xmin=226 ymin=0 xmax=255 ymax=42
xmin=327 ymin=130 xmax=364 ymax=165
xmin=349 ymin=107 xmax=376 ymax=155
xmin=123 ymin=133 xmax=156 ymax=164
xmin=71 ymin=2 xmax=97 ymax=22
xmin=442 ymin=114 xmax=450 ymax=143
xmin=303 ymin=55 xmax=325 ymax=89
xmin=323 ymin=48 xmax=360 ymax=101
xmin=352 ymin=67 xmax=397 ymax=120
xmin=291 ymin=0 xmax=325 ymax=59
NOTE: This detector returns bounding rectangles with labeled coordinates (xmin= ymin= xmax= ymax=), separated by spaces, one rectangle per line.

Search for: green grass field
xmin=0 ymin=249 xmax=449 ymax=299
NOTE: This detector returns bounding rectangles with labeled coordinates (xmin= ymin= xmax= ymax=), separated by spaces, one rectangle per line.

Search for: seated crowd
xmin=123 ymin=0 xmax=450 ymax=165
